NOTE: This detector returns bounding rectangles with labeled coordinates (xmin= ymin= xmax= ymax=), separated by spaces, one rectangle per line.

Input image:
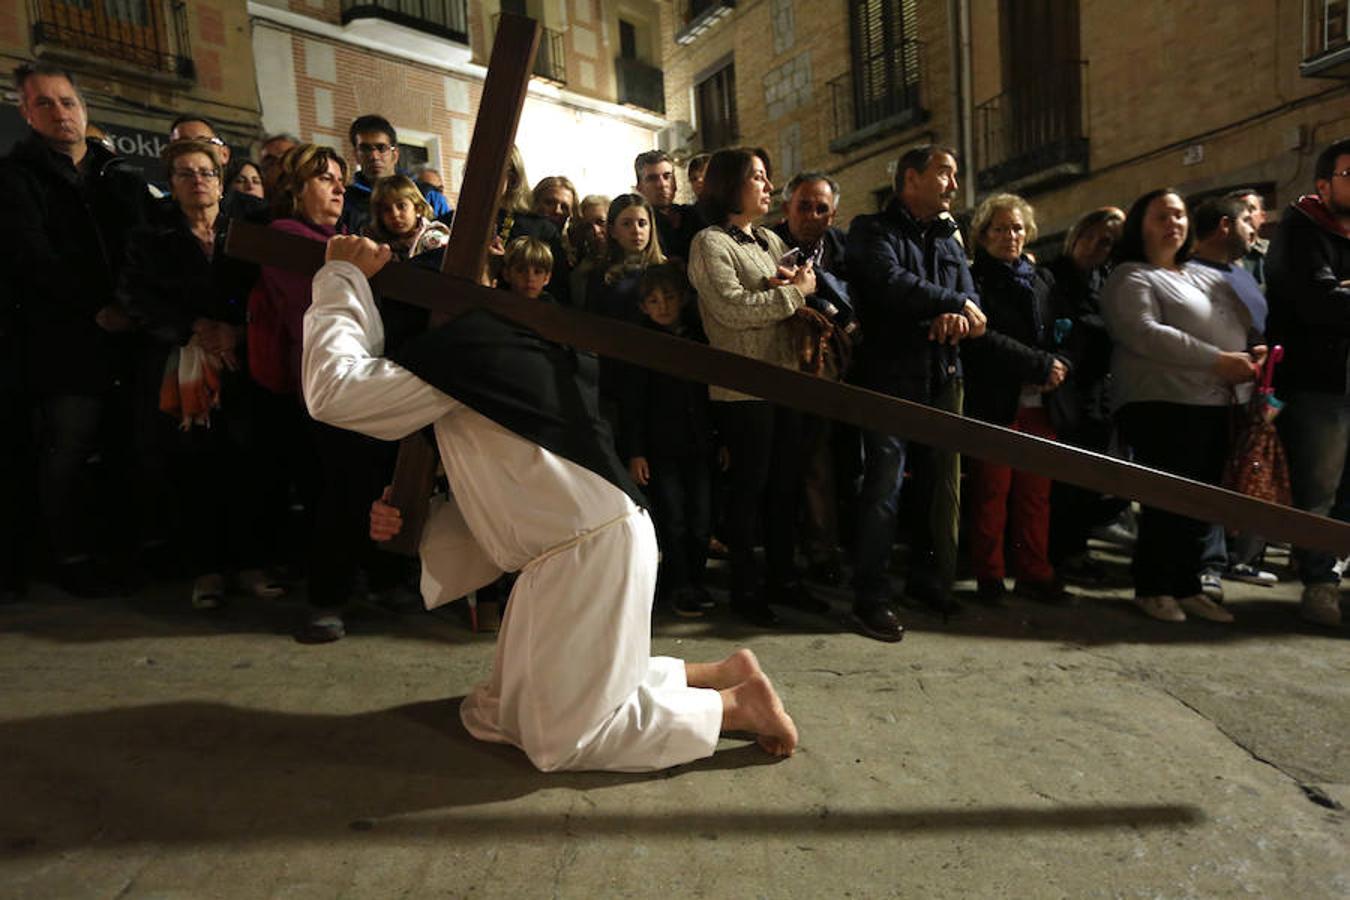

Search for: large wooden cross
xmin=226 ymin=14 xmax=1350 ymax=558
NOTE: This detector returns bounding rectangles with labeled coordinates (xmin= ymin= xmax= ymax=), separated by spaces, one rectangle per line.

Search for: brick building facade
xmin=249 ymin=0 xmax=669 ymax=205
xmin=659 ymin=0 xmax=1350 ymax=245
xmin=0 ymin=1 xmax=263 ymax=181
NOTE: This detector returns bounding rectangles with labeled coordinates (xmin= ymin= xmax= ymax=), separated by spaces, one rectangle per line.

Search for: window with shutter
xmin=848 ymin=0 xmax=920 ymax=130
xmin=695 ymin=63 xmax=738 ymax=151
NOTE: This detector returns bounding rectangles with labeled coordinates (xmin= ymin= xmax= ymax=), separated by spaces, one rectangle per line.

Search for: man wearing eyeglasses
xmin=340 ymin=114 xmax=452 ymax=235
xmin=0 ymin=62 xmax=154 ymax=598
xmin=1267 ymin=137 xmax=1350 ymax=628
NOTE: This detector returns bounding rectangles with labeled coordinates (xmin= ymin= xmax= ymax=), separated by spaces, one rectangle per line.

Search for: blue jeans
xmin=1280 ymin=391 xmax=1350 ymax=584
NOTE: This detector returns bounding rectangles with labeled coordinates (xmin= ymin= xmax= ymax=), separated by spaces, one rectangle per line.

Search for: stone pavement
xmin=1 ymin=543 xmax=1347 ymax=898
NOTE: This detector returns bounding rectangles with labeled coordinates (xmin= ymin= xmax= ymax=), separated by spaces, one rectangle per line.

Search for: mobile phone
xmin=778 ymin=247 xmax=806 ymax=267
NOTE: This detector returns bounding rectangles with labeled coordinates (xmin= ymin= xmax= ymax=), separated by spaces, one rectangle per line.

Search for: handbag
xmin=1222 ymin=346 xmax=1291 ymax=507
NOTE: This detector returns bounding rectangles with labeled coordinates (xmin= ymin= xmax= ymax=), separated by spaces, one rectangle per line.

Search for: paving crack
xmin=1158 ymin=685 xmax=1344 ymax=811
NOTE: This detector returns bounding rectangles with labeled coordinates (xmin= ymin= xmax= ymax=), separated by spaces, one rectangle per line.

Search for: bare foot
xmin=686 ymin=648 xmax=763 ymax=691
xmin=720 ymin=672 xmax=798 ymax=757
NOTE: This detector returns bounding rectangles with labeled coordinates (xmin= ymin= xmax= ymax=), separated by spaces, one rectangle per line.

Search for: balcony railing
xmin=1301 ymin=0 xmax=1350 ymax=76
xmin=341 ymin=0 xmax=469 ymax=44
xmin=974 ymin=60 xmax=1089 ymax=193
xmin=491 ymin=15 xmax=565 ymax=84
xmin=29 ymin=0 xmax=194 ymax=79
xmin=676 ymin=0 xmax=736 ymax=46
xmin=615 ymin=57 xmax=664 ymax=113
xmin=827 ymin=38 xmax=924 ymax=153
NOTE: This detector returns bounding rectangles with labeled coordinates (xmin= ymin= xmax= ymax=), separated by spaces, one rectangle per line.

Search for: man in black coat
xmin=771 ymin=171 xmax=858 ymax=585
xmin=0 ymin=63 xmax=154 ymax=596
xmin=844 ymin=145 xmax=986 ymax=641
xmin=634 ymin=150 xmax=705 ymax=264
xmin=1267 ymin=136 xmax=1350 ymax=628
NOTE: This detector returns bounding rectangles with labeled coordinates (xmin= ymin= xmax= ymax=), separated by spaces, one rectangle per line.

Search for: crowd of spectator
xmin=2 ymin=59 xmax=1347 ymax=643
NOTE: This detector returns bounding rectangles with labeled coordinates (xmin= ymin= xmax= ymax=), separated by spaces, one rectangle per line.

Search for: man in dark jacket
xmin=340 ymin=114 xmax=453 ymax=235
xmin=772 ymin=171 xmax=857 ymax=584
xmin=1267 ymin=136 xmax=1350 ymax=628
xmin=845 ymin=145 xmax=986 ymax=641
xmin=0 ymin=62 xmax=154 ymax=596
xmin=634 ymin=149 xmax=705 ymax=263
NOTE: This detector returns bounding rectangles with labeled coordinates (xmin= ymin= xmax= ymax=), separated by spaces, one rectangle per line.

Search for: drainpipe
xmin=953 ymin=0 xmax=975 ymax=210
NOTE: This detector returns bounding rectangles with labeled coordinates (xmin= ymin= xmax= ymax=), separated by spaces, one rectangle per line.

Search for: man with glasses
xmin=1268 ymin=137 xmax=1350 ymax=628
xmin=0 ymin=63 xmax=154 ymax=597
xmin=340 ymin=114 xmax=452 ymax=235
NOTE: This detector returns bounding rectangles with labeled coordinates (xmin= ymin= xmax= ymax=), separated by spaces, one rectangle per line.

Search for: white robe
xmin=302 ymin=261 xmax=723 ymax=772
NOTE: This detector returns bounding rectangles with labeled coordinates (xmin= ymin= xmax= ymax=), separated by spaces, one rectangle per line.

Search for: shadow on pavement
xmin=0 ymin=698 xmax=1202 ymax=857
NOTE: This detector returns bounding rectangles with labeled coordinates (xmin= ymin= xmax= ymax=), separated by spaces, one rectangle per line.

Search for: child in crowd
xmin=588 ymin=194 xmax=668 ymax=434
xmin=367 ymin=175 xmax=450 ymax=261
xmin=500 ymin=236 xmax=554 ymax=301
xmin=620 ymin=263 xmax=717 ymax=618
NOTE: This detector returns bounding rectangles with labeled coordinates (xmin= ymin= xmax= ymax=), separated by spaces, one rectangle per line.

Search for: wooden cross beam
xmin=226 ymin=223 xmax=1350 ymax=557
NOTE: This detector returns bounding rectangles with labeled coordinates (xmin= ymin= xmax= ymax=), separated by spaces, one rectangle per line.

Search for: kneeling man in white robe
xmin=302 ymin=236 xmax=798 ymax=772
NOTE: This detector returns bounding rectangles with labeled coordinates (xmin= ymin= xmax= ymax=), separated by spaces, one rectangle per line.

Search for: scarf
xmin=159 ymin=342 xmax=221 ymax=429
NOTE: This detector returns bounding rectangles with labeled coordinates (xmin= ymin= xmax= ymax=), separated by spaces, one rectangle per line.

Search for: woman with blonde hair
xmin=962 ymin=192 xmax=1074 ymax=605
xmin=532 ymin=174 xmax=577 ymax=231
xmin=491 ymin=147 xmax=569 ymax=302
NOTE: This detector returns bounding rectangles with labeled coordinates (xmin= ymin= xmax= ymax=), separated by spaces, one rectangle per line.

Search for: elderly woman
xmin=566 ymin=193 xmax=609 ymax=307
xmin=687 ymin=147 xmax=824 ymax=626
xmin=1046 ymin=206 xmax=1127 ymax=577
xmin=118 ymin=139 xmax=280 ymax=608
xmin=1101 ymin=188 xmax=1263 ymax=624
xmin=962 ymin=193 xmax=1073 ymax=605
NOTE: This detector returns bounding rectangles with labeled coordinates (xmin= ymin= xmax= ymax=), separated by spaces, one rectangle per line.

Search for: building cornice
xmin=246 ymin=2 xmax=668 ymax=131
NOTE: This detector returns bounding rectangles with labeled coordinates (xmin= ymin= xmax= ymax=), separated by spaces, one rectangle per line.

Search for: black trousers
xmin=1117 ymin=401 xmax=1230 ymax=599
xmin=307 ymin=418 xmax=400 ymax=610
xmin=712 ymin=400 xmax=803 ymax=597
xmin=647 ymin=451 xmax=712 ymax=594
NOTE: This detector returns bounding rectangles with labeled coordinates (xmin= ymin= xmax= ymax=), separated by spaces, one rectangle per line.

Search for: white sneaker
xmin=1226 ymin=564 xmax=1278 ymax=586
xmin=1135 ymin=595 xmax=1186 ymax=622
xmin=1200 ymin=572 xmax=1224 ymax=601
xmin=1300 ymin=583 xmax=1343 ymax=627
xmin=1178 ymin=593 xmax=1234 ymax=623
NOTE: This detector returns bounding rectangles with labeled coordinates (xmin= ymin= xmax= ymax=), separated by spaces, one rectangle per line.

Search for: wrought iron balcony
xmin=826 ymin=38 xmax=925 ymax=153
xmin=341 ymin=0 xmax=469 ymax=44
xmin=28 ymin=0 xmax=194 ymax=80
xmin=1301 ymin=0 xmax=1350 ymax=76
xmin=491 ymin=15 xmax=565 ymax=84
xmin=615 ymin=57 xmax=664 ymax=113
xmin=974 ymin=60 xmax=1090 ymax=193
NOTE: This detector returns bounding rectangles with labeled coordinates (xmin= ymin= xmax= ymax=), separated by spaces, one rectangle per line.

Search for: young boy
xmin=500 ymin=236 xmax=553 ymax=300
xmin=620 ymin=263 xmax=717 ymax=618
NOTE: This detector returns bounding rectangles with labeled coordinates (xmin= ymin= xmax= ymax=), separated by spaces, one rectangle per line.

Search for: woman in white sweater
xmin=1100 ymin=188 xmax=1264 ymax=624
xmin=687 ymin=148 xmax=824 ymax=626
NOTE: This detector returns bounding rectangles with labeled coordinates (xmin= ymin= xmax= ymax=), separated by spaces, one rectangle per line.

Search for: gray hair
xmin=782 ymin=171 xmax=841 ymax=206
